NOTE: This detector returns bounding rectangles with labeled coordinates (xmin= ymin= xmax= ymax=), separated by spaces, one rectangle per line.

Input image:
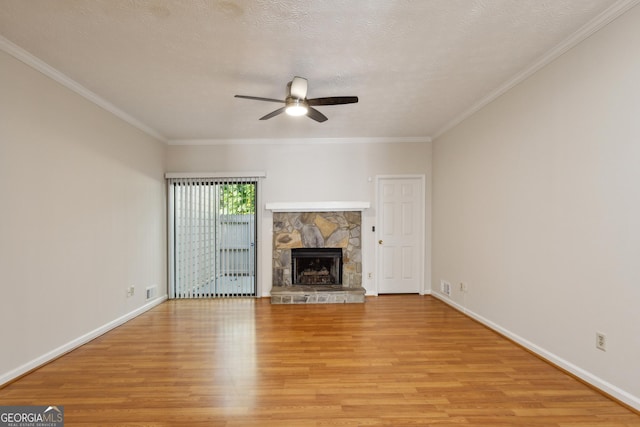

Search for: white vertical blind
xmin=168 ymin=177 xmax=257 ymax=298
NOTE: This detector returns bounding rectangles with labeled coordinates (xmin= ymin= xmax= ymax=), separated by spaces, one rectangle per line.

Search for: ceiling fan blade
xmin=235 ymin=95 xmax=285 ymax=103
xmin=290 ymin=76 xmax=308 ymax=99
xmin=306 ymin=107 xmax=328 ymax=122
xmin=307 ymin=96 xmax=359 ymax=106
xmin=259 ymin=107 xmax=287 ymax=120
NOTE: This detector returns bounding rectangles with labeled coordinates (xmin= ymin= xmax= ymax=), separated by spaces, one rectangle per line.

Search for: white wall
xmin=0 ymin=50 xmax=167 ymax=384
xmin=167 ymin=140 xmax=432 ymax=296
xmin=432 ymin=6 xmax=640 ymax=409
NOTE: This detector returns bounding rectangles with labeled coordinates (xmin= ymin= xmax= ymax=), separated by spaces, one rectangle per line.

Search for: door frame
xmin=375 ymin=174 xmax=426 ymax=295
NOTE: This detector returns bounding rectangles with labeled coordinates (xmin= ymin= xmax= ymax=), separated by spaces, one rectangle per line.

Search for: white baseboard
xmin=431 ymin=292 xmax=640 ymax=411
xmin=0 ymin=296 xmax=167 ymax=387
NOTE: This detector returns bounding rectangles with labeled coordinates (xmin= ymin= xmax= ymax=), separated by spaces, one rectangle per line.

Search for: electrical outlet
xmin=367 ymin=272 xmax=373 ymax=279
xmin=459 ymin=282 xmax=468 ymax=292
xmin=127 ymin=285 xmax=135 ymax=297
xmin=596 ymin=332 xmax=606 ymax=351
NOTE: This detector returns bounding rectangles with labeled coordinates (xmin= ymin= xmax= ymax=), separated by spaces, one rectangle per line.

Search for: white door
xmin=377 ymin=176 xmax=424 ymax=294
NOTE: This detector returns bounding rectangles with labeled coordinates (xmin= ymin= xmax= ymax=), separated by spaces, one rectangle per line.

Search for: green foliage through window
xmin=219 ymin=183 xmax=256 ymax=214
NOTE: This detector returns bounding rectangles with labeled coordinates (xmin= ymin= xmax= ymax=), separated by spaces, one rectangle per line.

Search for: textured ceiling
xmin=0 ymin=0 xmax=630 ymax=143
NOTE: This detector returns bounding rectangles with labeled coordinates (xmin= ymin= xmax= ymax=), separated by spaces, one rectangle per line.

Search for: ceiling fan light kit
xmin=235 ymin=76 xmax=358 ymax=122
xmin=285 ymin=98 xmax=308 ymax=116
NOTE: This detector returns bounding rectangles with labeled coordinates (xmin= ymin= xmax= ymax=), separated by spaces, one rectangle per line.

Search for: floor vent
xmin=440 ymin=280 xmax=451 ymax=296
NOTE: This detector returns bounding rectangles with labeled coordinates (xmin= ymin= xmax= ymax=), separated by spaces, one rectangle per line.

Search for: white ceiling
xmin=0 ymin=0 xmax=634 ymax=144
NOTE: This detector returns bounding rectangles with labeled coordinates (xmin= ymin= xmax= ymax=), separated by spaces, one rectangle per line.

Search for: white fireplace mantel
xmin=265 ymin=201 xmax=370 ymax=212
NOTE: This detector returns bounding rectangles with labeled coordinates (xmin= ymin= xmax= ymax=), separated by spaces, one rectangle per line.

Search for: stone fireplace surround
xmin=269 ymin=205 xmax=367 ymax=304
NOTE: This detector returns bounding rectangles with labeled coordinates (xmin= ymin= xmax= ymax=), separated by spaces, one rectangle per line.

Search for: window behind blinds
xmin=168 ymin=177 xmax=257 ymax=298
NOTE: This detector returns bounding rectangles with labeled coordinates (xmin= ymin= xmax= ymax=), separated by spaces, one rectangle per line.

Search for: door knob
xmin=378 ymin=240 xmax=383 ymax=245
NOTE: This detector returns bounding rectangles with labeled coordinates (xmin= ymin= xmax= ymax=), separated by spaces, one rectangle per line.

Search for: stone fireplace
xmin=270 ymin=209 xmax=366 ymax=304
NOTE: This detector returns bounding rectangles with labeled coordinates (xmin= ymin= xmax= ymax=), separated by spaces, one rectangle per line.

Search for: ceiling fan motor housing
xmin=288 ymin=76 xmax=308 ymax=99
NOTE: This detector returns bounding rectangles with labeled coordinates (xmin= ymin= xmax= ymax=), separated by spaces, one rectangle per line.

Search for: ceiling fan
xmin=234 ymin=76 xmax=358 ymax=122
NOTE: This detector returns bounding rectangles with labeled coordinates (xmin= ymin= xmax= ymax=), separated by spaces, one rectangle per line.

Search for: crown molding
xmin=0 ymin=35 xmax=167 ymax=143
xmin=167 ymin=136 xmax=431 ymax=146
xmin=432 ymin=0 xmax=640 ymax=140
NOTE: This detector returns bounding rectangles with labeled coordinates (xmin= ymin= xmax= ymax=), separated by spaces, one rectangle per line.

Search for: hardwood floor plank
xmin=1 ymin=295 xmax=638 ymax=426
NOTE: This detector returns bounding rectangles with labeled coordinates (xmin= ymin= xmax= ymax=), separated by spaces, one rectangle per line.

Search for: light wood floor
xmin=1 ymin=295 xmax=638 ymax=426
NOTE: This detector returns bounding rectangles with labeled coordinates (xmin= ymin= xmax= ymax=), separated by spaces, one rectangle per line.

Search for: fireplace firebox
xmin=291 ymin=248 xmax=343 ymax=285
